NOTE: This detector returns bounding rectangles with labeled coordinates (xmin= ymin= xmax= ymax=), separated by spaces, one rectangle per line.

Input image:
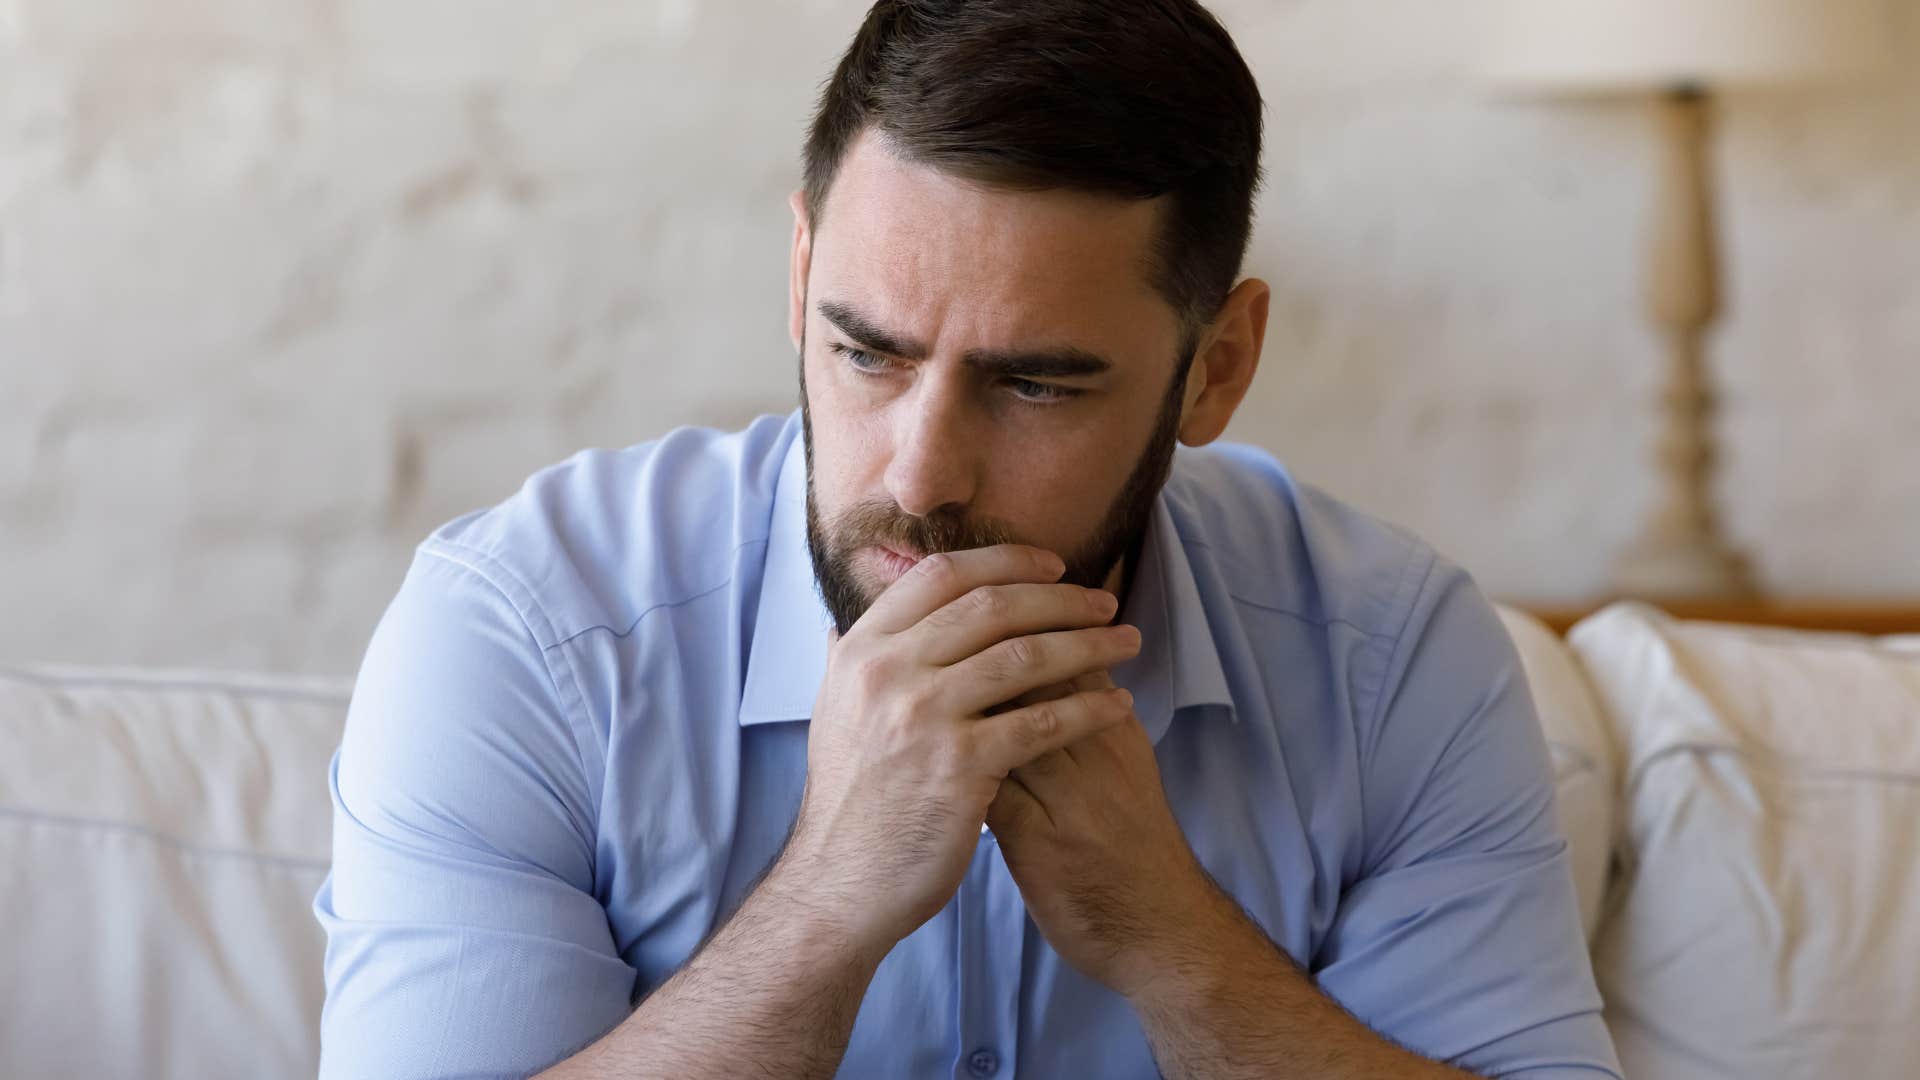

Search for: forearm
xmin=1129 ymin=889 xmax=1477 ymax=1080
xmin=539 ymin=862 xmax=884 ymax=1080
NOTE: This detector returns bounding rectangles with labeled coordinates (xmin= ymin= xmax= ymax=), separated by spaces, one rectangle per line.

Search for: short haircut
xmin=801 ymin=0 xmax=1266 ymax=339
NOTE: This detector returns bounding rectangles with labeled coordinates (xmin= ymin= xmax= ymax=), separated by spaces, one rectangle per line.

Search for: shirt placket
xmin=952 ymin=829 xmax=1025 ymax=1079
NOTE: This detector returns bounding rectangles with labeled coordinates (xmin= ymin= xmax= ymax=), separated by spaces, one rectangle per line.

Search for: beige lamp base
xmin=1608 ymin=87 xmax=1762 ymax=603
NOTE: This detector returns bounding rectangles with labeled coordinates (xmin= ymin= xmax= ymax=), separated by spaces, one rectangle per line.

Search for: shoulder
xmin=1163 ymin=440 xmax=1446 ymax=647
xmin=416 ymin=413 xmax=799 ymax=648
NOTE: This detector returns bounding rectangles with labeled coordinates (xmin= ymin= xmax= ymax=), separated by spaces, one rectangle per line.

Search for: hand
xmin=773 ymin=544 xmax=1145 ymax=956
xmin=985 ymin=670 xmax=1218 ymax=998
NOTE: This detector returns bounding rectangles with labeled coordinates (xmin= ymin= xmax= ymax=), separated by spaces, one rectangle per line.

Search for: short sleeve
xmin=314 ymin=550 xmax=635 ymax=1079
xmin=1313 ymin=558 xmax=1622 ymax=1079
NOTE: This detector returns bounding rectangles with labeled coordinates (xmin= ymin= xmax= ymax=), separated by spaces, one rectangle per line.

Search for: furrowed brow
xmin=817 ymin=299 xmax=1114 ymax=378
xmin=963 ymin=346 xmax=1112 ymax=380
xmin=817 ymin=300 xmax=928 ymax=360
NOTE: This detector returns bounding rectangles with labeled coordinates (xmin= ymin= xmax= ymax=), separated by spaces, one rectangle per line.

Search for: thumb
xmin=985 ymin=778 xmax=1039 ymax=839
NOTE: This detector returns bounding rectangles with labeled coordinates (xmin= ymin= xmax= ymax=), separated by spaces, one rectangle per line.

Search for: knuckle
xmin=1022 ymin=703 xmax=1060 ymax=744
xmin=968 ymin=585 xmax=1011 ymax=621
xmin=981 ymin=655 xmax=1020 ymax=687
xmin=920 ymin=598 xmax=962 ymax=631
xmin=849 ymin=651 xmax=891 ymax=691
xmin=975 ymin=651 xmax=1015 ymax=686
xmin=1000 ymin=636 xmax=1039 ymax=673
xmin=900 ymin=674 xmax=942 ymax=715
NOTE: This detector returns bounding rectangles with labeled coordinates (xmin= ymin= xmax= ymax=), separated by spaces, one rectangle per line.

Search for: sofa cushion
xmin=0 ymin=665 xmax=350 ymax=1080
xmin=1495 ymin=605 xmax=1617 ymax=942
xmin=1570 ymin=603 xmax=1920 ymax=1080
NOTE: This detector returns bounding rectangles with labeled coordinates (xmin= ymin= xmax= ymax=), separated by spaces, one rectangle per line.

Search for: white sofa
xmin=4 ymin=603 xmax=1918 ymax=1079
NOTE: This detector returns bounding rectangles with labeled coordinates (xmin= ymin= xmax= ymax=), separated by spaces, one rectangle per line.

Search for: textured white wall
xmin=2 ymin=1 xmax=1916 ymax=674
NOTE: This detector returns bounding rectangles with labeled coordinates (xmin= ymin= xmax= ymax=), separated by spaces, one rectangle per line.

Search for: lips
xmin=873 ymin=545 xmax=923 ymax=578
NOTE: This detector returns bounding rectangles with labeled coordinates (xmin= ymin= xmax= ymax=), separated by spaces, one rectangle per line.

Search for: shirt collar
xmin=737 ymin=432 xmax=1235 ymax=741
xmin=1110 ymin=492 xmax=1237 ymax=743
xmin=736 ymin=431 xmax=835 ymax=726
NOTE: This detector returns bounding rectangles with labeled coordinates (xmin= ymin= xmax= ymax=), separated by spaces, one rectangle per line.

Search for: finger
xmin=988 ymin=673 xmax=1100 ymax=742
xmin=909 ymin=582 xmax=1119 ymax=666
xmin=1068 ymin=669 xmax=1116 ymax=693
xmin=1051 ymin=669 xmax=1123 ymax=765
xmin=943 ymin=624 xmax=1142 ymax=716
xmin=968 ymin=686 xmax=1134 ymax=777
xmin=857 ymin=544 xmax=1066 ymax=637
xmin=985 ymin=775 xmax=1048 ymax=837
xmin=1013 ymin=747 xmax=1073 ymax=784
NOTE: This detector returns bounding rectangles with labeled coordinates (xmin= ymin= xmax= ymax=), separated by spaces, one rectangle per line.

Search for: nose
xmin=884 ymin=378 xmax=980 ymax=519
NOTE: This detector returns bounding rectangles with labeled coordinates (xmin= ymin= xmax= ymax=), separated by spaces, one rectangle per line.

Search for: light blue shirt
xmin=316 ymin=412 xmax=1620 ymax=1079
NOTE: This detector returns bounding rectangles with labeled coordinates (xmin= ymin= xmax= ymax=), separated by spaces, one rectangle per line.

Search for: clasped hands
xmin=785 ymin=543 xmax=1221 ymax=999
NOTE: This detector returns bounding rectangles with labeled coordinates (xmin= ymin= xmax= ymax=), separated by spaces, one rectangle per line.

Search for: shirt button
xmin=967 ymin=1047 xmax=1000 ymax=1076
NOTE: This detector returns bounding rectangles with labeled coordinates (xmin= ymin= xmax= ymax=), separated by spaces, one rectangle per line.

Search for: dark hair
xmin=802 ymin=0 xmax=1265 ymax=338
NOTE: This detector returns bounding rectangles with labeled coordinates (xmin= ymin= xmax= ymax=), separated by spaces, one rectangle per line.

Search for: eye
xmin=829 ymin=342 xmax=894 ymax=374
xmin=1006 ymin=378 xmax=1079 ymax=405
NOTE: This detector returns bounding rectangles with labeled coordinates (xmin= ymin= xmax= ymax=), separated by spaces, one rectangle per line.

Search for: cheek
xmin=804 ymin=362 xmax=891 ymax=503
xmin=981 ymin=432 xmax=1127 ymax=540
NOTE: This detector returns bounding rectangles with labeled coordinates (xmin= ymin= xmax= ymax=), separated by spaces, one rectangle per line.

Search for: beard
xmin=800 ymin=335 xmax=1192 ymax=637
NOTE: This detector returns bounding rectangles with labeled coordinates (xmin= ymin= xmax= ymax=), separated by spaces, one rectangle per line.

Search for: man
xmin=316 ymin=2 xmax=1621 ymax=1077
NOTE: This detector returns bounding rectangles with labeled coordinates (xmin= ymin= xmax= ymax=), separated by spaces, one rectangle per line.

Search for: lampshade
xmin=1482 ymin=0 xmax=1891 ymax=95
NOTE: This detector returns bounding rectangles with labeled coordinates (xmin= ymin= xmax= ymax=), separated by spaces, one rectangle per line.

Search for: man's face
xmin=793 ymin=131 xmax=1193 ymax=635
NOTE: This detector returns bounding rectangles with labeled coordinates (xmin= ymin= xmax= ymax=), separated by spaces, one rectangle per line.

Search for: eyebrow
xmin=817 ymin=299 xmax=1113 ymax=380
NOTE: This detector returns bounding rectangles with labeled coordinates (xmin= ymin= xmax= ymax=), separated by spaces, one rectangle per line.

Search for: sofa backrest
xmin=0 ymin=665 xmax=350 ymax=1079
xmin=1495 ymin=606 xmax=1618 ymax=941
xmin=1569 ymin=603 xmax=1920 ymax=1080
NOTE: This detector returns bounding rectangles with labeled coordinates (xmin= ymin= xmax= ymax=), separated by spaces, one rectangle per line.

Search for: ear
xmin=1177 ymin=278 xmax=1270 ymax=448
xmin=788 ymin=189 xmax=813 ymax=354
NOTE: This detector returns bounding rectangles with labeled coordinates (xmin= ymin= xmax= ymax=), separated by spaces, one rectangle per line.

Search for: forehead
xmin=809 ymin=131 xmax=1180 ymax=363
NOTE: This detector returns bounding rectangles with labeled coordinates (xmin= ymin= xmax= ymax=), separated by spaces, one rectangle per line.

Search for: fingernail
xmin=1117 ymin=688 xmax=1134 ymax=707
xmin=1091 ymin=590 xmax=1118 ymax=614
